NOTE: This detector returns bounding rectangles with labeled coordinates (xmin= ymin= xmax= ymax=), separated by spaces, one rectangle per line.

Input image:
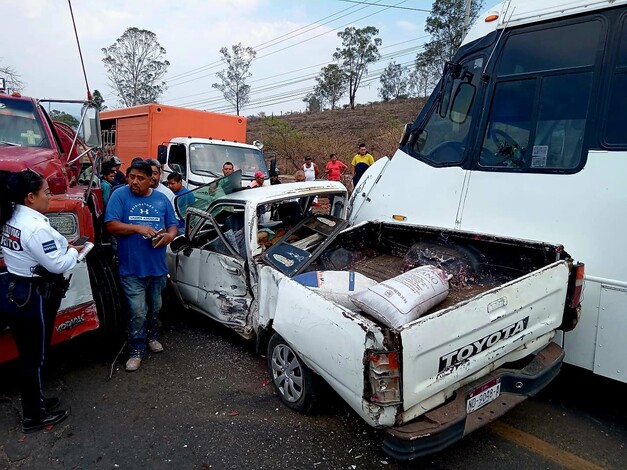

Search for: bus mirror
xmin=399 ymin=123 xmax=412 ymax=147
xmin=157 ymin=145 xmax=167 ymax=164
xmin=449 ymin=82 xmax=476 ymax=125
xmin=83 ymin=106 xmax=102 ymax=148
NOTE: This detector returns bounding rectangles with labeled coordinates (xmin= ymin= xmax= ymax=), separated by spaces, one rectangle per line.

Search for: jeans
xmin=120 ymin=275 xmax=167 ymax=358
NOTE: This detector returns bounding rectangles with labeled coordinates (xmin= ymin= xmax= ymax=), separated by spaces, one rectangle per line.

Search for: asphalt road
xmin=1 ymin=309 xmax=625 ymax=469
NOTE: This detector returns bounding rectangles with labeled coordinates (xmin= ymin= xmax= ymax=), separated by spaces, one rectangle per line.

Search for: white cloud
xmin=396 ymin=20 xmax=419 ymax=32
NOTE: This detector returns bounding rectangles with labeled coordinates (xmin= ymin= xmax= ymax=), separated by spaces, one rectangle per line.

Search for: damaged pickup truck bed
xmin=167 ymin=173 xmax=584 ymax=460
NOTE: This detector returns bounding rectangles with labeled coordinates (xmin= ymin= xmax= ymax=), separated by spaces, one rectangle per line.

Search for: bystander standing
xmin=105 ymin=160 xmax=178 ymax=372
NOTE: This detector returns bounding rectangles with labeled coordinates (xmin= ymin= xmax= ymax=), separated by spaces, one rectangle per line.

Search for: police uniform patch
xmin=42 ymin=240 xmax=57 ymax=253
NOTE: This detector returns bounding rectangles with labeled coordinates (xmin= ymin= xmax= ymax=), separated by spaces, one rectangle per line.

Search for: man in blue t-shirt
xmin=105 ymin=160 xmax=178 ymax=372
xmin=167 ymin=172 xmax=196 ymax=235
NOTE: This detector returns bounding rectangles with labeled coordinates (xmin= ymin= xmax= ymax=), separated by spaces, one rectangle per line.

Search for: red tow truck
xmin=0 ymin=89 xmax=123 ymax=363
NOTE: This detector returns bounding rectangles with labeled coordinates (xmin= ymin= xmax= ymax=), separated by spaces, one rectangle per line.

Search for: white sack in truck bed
xmin=292 ymin=271 xmax=378 ymax=310
xmin=350 ymin=265 xmax=451 ymax=329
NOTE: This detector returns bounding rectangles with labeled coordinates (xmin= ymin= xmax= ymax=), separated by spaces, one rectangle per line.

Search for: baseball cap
xmin=254 ymin=171 xmax=265 ymax=178
xmin=305 ymin=156 xmax=312 ymax=161
xmin=112 ymin=156 xmax=122 ymax=165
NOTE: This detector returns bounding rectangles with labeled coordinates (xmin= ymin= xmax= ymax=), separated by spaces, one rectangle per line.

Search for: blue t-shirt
xmin=173 ymin=187 xmax=196 ymax=230
xmin=105 ymin=186 xmax=178 ymax=277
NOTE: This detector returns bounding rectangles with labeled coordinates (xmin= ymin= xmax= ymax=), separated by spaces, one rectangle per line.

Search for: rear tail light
xmin=366 ymin=351 xmax=401 ymax=404
xmin=568 ymin=263 xmax=585 ymax=309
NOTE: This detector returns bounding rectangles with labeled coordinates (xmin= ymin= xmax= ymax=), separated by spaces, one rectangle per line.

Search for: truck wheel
xmin=87 ymin=248 xmax=124 ymax=341
xmin=267 ymin=333 xmax=315 ymax=413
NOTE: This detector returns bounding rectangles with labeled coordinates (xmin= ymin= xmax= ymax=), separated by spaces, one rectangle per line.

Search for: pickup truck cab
xmin=166 ymin=171 xmax=583 ymax=460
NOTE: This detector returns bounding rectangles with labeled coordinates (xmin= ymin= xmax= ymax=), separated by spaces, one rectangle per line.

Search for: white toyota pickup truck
xmin=167 ymin=170 xmax=583 ymax=460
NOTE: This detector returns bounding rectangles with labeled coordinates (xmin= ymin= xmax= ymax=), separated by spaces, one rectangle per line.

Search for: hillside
xmin=246 ymin=97 xmax=426 ymax=176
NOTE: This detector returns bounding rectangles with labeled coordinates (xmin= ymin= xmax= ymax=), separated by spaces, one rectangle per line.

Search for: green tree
xmin=314 ymin=64 xmax=347 ymax=110
xmin=0 ymin=61 xmax=24 ymax=92
xmin=102 ymin=27 xmax=170 ymax=107
xmin=410 ymin=49 xmax=442 ymax=97
xmin=92 ymin=89 xmax=107 ymax=111
xmin=212 ymin=43 xmax=256 ymax=116
xmin=49 ymin=109 xmax=80 ymax=128
xmin=415 ymin=0 xmax=484 ymax=85
xmin=333 ymin=26 xmax=382 ymax=109
xmin=303 ymin=93 xmax=322 ymax=113
xmin=378 ymin=61 xmax=409 ymax=101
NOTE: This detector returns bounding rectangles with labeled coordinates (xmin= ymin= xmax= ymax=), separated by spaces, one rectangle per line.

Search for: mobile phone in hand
xmin=73 ymin=235 xmax=90 ymax=245
xmin=151 ymin=229 xmax=165 ymax=247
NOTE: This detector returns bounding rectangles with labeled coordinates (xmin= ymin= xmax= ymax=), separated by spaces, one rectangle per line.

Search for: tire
xmin=86 ymin=246 xmax=125 ymax=341
xmin=267 ymin=333 xmax=315 ymax=413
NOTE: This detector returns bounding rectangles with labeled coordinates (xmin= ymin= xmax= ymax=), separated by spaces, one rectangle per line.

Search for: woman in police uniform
xmin=0 ymin=169 xmax=83 ymax=433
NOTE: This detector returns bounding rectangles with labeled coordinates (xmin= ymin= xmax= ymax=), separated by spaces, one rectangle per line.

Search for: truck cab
xmin=0 ymin=91 xmax=124 ymax=363
xmin=158 ymin=137 xmax=269 ymax=188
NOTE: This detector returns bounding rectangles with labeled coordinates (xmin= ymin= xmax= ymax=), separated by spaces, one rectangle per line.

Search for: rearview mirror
xmin=82 ymin=106 xmax=102 ymax=148
xmin=169 ymin=235 xmax=191 ymax=254
xmin=450 ymin=82 xmax=476 ymax=125
xmin=157 ymin=145 xmax=167 ymax=165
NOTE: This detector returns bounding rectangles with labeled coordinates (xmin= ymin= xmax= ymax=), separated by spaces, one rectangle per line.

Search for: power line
xmin=205 ymin=56 xmax=420 ymax=114
xmin=165 ymin=36 xmax=428 ymax=105
xmin=165 ymin=0 xmax=411 ymax=90
xmin=338 ymin=0 xmax=431 ymax=12
xmin=169 ymin=43 xmax=425 ymax=109
xmin=165 ymin=0 xmax=380 ymax=84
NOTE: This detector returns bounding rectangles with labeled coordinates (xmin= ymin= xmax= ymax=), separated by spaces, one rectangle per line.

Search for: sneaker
xmin=148 ymin=340 xmax=164 ymax=353
xmin=23 ymin=409 xmax=69 ymax=433
xmin=125 ymin=357 xmax=142 ymax=372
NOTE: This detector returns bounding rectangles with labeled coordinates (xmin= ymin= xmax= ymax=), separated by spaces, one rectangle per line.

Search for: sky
xmin=2 ymin=0 xmax=440 ymax=116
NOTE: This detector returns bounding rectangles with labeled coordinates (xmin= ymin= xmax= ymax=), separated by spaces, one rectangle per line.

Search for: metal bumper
xmin=383 ymin=341 xmax=565 ymax=461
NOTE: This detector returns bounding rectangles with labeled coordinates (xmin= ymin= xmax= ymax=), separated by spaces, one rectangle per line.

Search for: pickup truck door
xmin=174 ymin=205 xmax=252 ymax=331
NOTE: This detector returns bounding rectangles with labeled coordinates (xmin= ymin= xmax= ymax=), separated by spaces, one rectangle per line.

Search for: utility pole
xmin=463 ymin=0 xmax=473 ymax=36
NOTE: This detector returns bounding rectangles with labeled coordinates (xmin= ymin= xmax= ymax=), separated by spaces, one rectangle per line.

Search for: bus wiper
xmin=0 ymin=141 xmax=20 ymax=147
xmin=193 ymin=169 xmax=222 ymax=178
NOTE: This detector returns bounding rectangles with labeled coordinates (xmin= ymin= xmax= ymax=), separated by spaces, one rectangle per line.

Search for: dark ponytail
xmin=0 ymin=169 xmax=45 ymax=226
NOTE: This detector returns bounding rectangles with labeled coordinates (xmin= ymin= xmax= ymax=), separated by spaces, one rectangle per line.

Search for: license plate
xmin=466 ymin=377 xmax=501 ymax=414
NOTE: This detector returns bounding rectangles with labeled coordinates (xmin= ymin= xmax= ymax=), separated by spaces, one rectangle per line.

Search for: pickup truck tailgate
xmin=398 ymin=260 xmax=569 ymax=422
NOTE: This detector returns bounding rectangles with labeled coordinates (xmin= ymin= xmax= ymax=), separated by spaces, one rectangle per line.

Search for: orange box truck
xmin=101 ymin=104 xmax=269 ymax=188
xmin=100 ymin=104 xmax=247 ymax=168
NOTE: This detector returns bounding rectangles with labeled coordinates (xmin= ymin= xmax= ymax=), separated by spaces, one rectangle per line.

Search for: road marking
xmin=488 ymin=421 xmax=605 ymax=470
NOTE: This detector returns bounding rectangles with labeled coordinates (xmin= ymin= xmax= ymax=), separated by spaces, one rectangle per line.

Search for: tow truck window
xmin=479 ymin=20 xmax=602 ymax=172
xmin=0 ymin=98 xmax=50 ymax=148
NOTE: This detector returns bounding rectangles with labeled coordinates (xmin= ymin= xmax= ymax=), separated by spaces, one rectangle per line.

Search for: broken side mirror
xmin=169 ymin=235 xmax=191 ymax=254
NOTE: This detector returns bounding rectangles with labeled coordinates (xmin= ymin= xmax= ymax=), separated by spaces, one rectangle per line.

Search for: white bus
xmin=350 ymin=0 xmax=627 ymax=383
